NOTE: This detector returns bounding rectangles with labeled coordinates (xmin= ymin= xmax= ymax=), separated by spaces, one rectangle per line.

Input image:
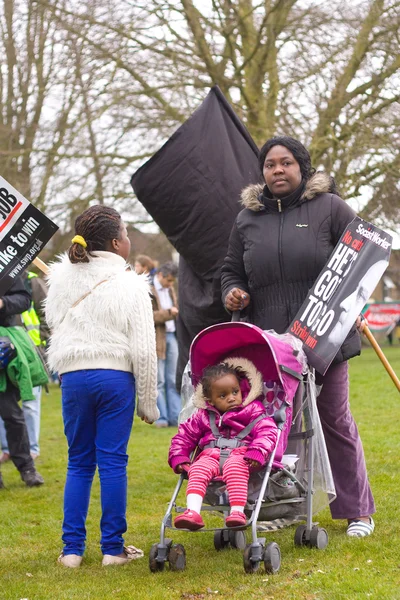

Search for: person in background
xmin=151 ymin=262 xmax=181 ymax=427
xmin=0 ymin=270 xmax=49 ymax=461
xmin=45 ymin=205 xmax=159 ymax=568
xmin=0 ymin=277 xmax=45 ymax=488
xmin=134 ymin=254 xmax=158 ymax=278
xmin=221 ymin=136 xmax=375 ymax=538
xmin=396 ymin=317 xmax=400 ymax=344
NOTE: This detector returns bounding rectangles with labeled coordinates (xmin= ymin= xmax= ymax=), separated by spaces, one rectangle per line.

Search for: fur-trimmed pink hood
xmin=192 ymin=356 xmax=264 ymax=409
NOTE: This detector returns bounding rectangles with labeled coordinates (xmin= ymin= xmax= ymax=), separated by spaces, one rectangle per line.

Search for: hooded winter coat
xmin=220 ymin=173 xmax=361 ymax=364
xmin=168 ymin=358 xmax=278 ymax=472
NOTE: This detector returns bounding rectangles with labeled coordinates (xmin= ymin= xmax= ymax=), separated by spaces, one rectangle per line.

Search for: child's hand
xmin=141 ymin=416 xmax=153 ymax=424
xmin=176 ymin=463 xmax=190 ymax=474
xmin=247 ymin=459 xmax=261 ymax=469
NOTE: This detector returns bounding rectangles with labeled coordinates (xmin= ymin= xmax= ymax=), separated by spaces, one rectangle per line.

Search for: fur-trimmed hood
xmin=240 ymin=172 xmax=334 ymax=212
xmin=193 ymin=356 xmax=264 ymax=409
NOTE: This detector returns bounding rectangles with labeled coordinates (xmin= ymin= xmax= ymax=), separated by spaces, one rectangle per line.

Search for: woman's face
xmin=134 ymin=261 xmax=146 ymax=274
xmin=263 ymin=145 xmax=302 ymax=198
xmin=112 ymin=221 xmax=131 ymax=260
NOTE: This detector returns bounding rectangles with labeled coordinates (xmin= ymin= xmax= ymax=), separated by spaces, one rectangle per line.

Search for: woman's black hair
xmin=68 ymin=205 xmax=122 ymax=264
xmin=201 ymin=362 xmax=243 ymax=399
xmin=258 ymin=136 xmax=315 ymax=181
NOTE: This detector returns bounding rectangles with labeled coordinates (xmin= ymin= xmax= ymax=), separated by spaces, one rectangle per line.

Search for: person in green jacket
xmin=0 ymin=276 xmax=44 ymax=489
xmin=0 ymin=271 xmax=49 ymax=461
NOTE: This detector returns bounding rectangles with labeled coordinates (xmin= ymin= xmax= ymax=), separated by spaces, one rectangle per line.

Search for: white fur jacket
xmin=45 ymin=251 xmax=159 ymax=423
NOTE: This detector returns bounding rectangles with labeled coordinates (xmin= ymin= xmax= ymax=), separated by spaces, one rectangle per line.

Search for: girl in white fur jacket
xmin=45 ymin=205 xmax=159 ymax=568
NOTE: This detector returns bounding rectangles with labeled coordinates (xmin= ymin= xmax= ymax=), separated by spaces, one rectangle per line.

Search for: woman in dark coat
xmin=221 ymin=136 xmax=375 ymax=538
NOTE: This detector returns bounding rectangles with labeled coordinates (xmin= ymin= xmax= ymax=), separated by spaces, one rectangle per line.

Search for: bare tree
xmin=0 ymin=1 xmax=78 ymax=206
xmin=0 ymin=0 xmax=156 ymax=232
xmin=23 ymin=0 xmax=400 ymax=228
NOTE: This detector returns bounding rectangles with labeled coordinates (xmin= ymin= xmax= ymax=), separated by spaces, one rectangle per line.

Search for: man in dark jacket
xmin=0 ymin=276 xmax=44 ymax=488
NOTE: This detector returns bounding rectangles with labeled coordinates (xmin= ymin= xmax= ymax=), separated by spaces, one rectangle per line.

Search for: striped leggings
xmin=187 ymin=447 xmax=250 ymax=506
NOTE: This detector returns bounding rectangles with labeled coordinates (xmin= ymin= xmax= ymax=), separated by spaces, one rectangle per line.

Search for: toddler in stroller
xmin=169 ymin=360 xmax=278 ymax=530
xmin=150 ymin=321 xmax=334 ymax=574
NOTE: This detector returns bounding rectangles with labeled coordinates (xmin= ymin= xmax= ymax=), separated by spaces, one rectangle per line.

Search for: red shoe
xmin=225 ymin=511 xmax=247 ymax=528
xmin=174 ymin=509 xmax=205 ymax=531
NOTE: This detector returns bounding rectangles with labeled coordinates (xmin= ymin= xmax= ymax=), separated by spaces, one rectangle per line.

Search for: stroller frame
xmin=149 ymin=323 xmax=330 ymax=574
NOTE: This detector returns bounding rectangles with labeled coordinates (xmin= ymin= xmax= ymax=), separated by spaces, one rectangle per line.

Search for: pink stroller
xmin=149 ymin=321 xmax=334 ymax=574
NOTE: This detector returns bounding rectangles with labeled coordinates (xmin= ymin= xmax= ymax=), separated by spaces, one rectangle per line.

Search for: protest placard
xmin=0 ymin=176 xmax=58 ymax=295
xmin=288 ymin=217 xmax=392 ymax=374
xmin=362 ymin=302 xmax=400 ymax=335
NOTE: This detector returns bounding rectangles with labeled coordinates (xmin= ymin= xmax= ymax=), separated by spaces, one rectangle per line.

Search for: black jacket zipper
xmin=277 ymin=202 xmax=291 ymax=325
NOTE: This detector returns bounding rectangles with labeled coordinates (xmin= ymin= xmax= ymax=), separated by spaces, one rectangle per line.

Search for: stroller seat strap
xmin=205 ymin=410 xmax=268 ymax=472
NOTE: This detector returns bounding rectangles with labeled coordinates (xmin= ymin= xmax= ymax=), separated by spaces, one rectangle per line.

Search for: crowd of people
xmin=0 ymin=136 xmax=380 ymax=568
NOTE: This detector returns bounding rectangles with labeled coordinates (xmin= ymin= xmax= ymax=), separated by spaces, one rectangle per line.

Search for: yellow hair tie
xmin=71 ymin=235 xmax=87 ymax=248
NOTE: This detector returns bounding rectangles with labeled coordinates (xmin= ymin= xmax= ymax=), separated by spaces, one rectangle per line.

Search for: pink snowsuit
xmin=169 ymin=373 xmax=278 ymax=505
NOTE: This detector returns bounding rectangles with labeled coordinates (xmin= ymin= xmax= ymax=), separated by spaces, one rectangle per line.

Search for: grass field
xmin=0 ymin=347 xmax=399 ymax=600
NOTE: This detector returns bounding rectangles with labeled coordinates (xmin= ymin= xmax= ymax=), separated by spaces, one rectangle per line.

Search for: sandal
xmin=346 ymin=517 xmax=375 ymax=538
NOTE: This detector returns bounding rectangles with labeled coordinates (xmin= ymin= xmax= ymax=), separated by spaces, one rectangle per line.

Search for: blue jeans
xmin=156 ymin=332 xmax=182 ymax=426
xmin=0 ymin=386 xmax=41 ymax=455
xmin=61 ymin=369 xmax=135 ymax=556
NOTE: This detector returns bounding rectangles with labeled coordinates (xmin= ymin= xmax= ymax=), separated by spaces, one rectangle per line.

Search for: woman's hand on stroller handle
xmin=225 ymin=288 xmax=250 ymax=312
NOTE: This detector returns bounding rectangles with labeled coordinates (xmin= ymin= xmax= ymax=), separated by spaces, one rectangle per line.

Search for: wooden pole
xmin=363 ymin=325 xmax=400 ymax=393
xmin=33 ymin=257 xmax=50 ymax=275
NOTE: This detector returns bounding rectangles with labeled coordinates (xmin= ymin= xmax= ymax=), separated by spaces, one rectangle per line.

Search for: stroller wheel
xmin=263 ymin=542 xmax=281 ymax=574
xmin=214 ymin=529 xmax=230 ymax=551
xmin=168 ymin=543 xmax=186 ymax=571
xmin=243 ymin=544 xmax=261 ymax=574
xmin=149 ymin=543 xmax=165 ymax=572
xmin=228 ymin=530 xmax=246 ymax=550
xmin=294 ymin=524 xmax=307 ymax=547
xmin=309 ymin=526 xmax=328 ymax=550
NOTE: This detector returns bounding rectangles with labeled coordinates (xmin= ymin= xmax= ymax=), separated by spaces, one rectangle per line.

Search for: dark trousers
xmin=0 ymin=381 xmax=34 ymax=473
xmin=316 ymin=361 xmax=375 ymax=520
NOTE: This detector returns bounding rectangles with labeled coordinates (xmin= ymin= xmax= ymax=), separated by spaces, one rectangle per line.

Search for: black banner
xmin=289 ymin=217 xmax=392 ymax=374
xmin=131 ymin=86 xmax=260 ymax=387
xmin=0 ymin=177 xmax=59 ymax=296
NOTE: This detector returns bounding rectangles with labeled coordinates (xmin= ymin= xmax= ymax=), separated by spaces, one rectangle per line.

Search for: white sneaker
xmin=58 ymin=553 xmax=83 ymax=568
xmin=102 ymin=545 xmax=144 ymax=566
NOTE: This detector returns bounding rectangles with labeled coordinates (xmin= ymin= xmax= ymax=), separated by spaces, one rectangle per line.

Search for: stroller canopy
xmin=189 ymin=322 xmax=304 ymax=407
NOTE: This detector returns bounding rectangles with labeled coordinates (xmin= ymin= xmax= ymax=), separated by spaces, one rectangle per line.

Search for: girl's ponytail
xmin=68 ymin=206 xmax=122 ymax=264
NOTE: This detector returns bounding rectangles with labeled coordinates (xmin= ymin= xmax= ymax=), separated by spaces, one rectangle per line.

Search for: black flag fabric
xmin=288 ymin=217 xmax=392 ymax=375
xmin=131 ymin=86 xmax=260 ymax=387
